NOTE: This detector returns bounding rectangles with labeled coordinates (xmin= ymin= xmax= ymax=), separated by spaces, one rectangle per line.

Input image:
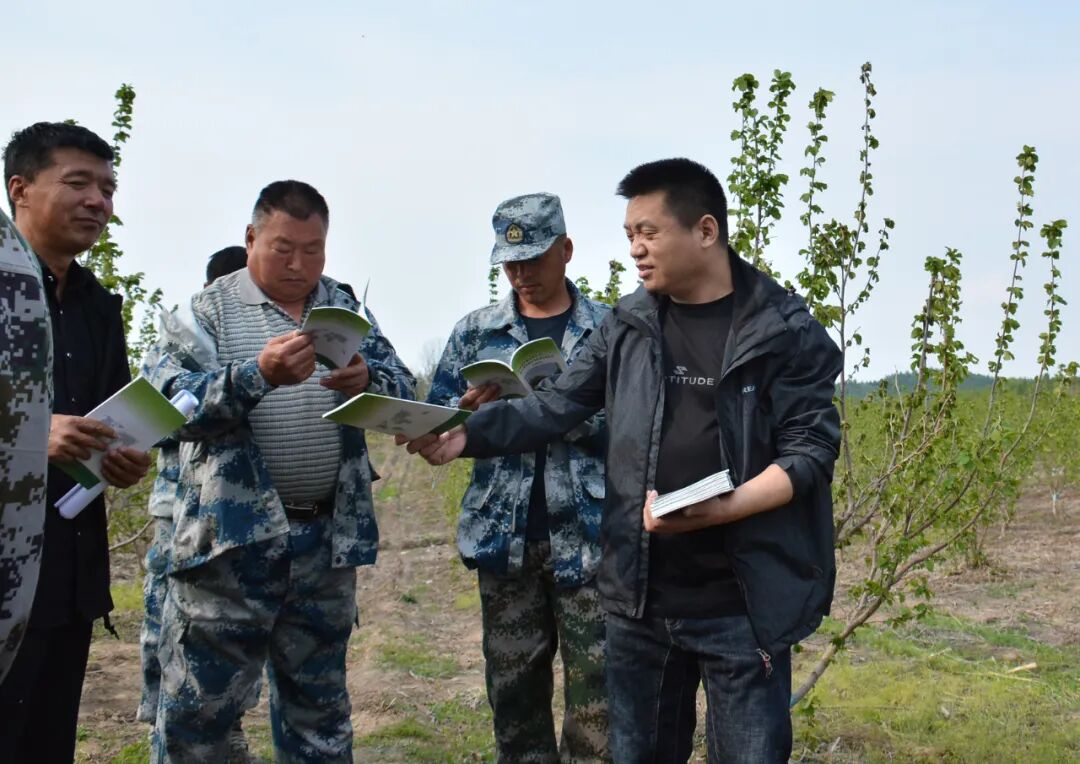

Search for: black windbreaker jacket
xmin=464 ymin=251 xmax=843 ymax=652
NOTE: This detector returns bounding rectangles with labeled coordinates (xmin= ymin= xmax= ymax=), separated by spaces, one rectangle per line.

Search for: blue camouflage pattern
xmin=139 ymin=302 xmax=262 ymax=724
xmin=490 ymin=192 xmax=568 ymax=265
xmin=139 ymin=274 xmax=415 ymax=573
xmin=426 ymin=280 xmax=608 ymax=587
xmin=153 ymin=516 xmax=356 ymax=763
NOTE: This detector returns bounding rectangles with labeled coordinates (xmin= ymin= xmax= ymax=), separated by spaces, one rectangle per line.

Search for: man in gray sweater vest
xmin=142 ymin=180 xmax=416 ymax=763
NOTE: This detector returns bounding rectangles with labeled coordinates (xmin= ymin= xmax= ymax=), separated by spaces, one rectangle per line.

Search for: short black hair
xmin=616 ymin=158 xmax=728 ymax=242
xmin=252 ymin=180 xmax=329 ymax=229
xmin=206 ymin=245 xmax=248 ymax=284
xmin=3 ymin=122 xmax=114 ymax=215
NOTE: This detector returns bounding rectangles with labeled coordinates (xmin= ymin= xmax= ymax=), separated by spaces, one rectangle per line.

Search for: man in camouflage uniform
xmin=138 ymin=246 xmax=255 ymax=756
xmin=141 ymin=180 xmax=415 ymax=763
xmin=0 ymin=208 xmax=50 ymax=686
xmin=426 ymin=193 xmax=611 ymax=762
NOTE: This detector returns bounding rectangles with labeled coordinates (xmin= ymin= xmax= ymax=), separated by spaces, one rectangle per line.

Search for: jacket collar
xmin=39 ymin=256 xmax=123 ymax=319
xmin=614 ymin=248 xmax=795 ymax=373
xmin=483 ymin=279 xmax=597 ymax=355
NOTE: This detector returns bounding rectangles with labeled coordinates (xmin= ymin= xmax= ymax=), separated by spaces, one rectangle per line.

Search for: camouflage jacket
xmin=146 ymin=302 xmax=220 ymax=523
xmin=426 ymin=281 xmax=608 ymax=587
xmin=140 ymin=273 xmax=415 ymax=572
xmin=0 ymin=211 xmax=50 ymax=682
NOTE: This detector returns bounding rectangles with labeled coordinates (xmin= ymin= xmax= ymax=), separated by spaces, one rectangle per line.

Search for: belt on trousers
xmin=282 ymin=500 xmax=334 ymax=521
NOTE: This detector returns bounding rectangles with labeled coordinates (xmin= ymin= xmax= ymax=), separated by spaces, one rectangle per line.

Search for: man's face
xmin=623 ymin=190 xmax=707 ymax=296
xmin=245 ymin=210 xmax=327 ymax=304
xmin=503 ymin=236 xmax=572 ymax=308
xmin=8 ymin=147 xmax=115 ymax=257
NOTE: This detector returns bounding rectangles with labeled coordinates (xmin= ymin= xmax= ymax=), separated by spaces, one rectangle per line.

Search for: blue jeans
xmin=605 ymin=613 xmax=792 ymax=764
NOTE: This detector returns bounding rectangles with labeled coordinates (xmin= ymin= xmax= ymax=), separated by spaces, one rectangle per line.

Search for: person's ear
xmin=698 ymin=215 xmax=720 ymax=249
xmin=7 ymin=175 xmax=30 ymax=218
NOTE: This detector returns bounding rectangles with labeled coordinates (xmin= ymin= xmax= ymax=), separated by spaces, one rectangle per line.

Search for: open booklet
xmin=324 ymin=393 xmax=471 ymax=440
xmin=649 ymin=470 xmax=734 ymax=519
xmin=460 ymin=337 xmax=568 ymax=399
xmin=300 ymin=280 xmax=372 ymax=369
xmin=56 ymin=377 xmax=193 ymax=492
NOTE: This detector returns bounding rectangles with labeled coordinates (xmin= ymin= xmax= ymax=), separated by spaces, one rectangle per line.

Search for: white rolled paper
xmin=56 ymin=390 xmax=199 ymax=520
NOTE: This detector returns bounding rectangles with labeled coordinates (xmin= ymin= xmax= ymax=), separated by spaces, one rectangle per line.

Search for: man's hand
xmin=258 ymin=331 xmax=316 ymax=386
xmin=394 ymin=426 xmax=467 ymax=466
xmin=101 ymin=447 xmax=152 ymax=489
xmin=321 ymin=353 xmax=370 ymax=398
xmin=642 ymin=490 xmax=737 ymax=535
xmin=642 ymin=465 xmax=795 ymax=534
xmin=457 ymin=383 xmax=501 ymax=411
xmin=48 ymin=414 xmax=115 ymax=462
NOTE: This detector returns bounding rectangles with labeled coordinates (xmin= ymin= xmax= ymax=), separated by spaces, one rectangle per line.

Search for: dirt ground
xmin=74 ymin=437 xmax=1080 ymax=761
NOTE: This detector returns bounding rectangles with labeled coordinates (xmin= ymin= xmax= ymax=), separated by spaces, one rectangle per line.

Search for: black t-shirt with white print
xmin=646 ymin=294 xmax=746 ymax=618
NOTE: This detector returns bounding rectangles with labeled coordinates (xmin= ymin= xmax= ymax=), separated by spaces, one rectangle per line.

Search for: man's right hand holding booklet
xmin=392 ymin=381 xmax=498 ymax=457
xmin=642 ymin=462 xmax=797 ymax=535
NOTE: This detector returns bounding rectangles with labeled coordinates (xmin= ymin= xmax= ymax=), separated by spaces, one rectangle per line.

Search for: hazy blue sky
xmin=6 ymin=1 xmax=1078 ymax=378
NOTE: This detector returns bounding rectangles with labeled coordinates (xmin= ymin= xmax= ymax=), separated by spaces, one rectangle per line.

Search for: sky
xmin=5 ymin=1 xmax=1078 ymax=380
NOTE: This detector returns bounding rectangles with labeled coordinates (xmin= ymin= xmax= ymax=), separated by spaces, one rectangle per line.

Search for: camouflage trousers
xmin=152 ymin=515 xmax=357 ymax=764
xmin=478 ymin=540 xmax=611 ymax=763
xmin=139 ymin=518 xmax=263 ymax=723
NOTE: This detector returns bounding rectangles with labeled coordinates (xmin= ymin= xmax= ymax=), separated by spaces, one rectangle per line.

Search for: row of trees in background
xmin=80 ymin=66 xmax=1078 ymax=700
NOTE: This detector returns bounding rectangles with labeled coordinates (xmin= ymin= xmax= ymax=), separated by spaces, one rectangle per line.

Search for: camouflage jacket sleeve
xmin=359 ymin=307 xmax=416 ymax=401
xmin=425 ymin=322 xmax=470 ymax=407
xmin=140 ymin=298 xmax=273 ymax=441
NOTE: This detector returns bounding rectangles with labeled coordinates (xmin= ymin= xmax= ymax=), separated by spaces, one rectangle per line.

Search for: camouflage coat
xmin=0 ymin=211 xmax=50 ymax=683
xmin=427 ymin=281 xmax=608 ymax=587
xmin=140 ymin=274 xmax=415 ymax=572
xmin=146 ymin=302 xmax=220 ymax=523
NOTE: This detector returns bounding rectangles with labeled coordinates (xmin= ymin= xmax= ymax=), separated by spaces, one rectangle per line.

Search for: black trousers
xmin=0 ymin=619 xmax=94 ymax=763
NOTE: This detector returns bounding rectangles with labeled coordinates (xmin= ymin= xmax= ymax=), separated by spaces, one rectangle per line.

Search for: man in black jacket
xmin=0 ymin=122 xmax=151 ymax=761
xmin=402 ymin=158 xmax=842 ymax=763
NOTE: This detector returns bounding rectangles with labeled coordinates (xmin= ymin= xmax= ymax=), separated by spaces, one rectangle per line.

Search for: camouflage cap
xmin=490 ymin=193 xmax=566 ymax=265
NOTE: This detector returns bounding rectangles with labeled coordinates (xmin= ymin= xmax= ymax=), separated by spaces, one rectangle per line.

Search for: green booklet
xmin=460 ymin=337 xmax=568 ymax=399
xmin=300 ymin=307 xmax=372 ymax=369
xmin=324 ymin=393 xmax=470 ymax=440
xmin=56 ymin=377 xmax=190 ymax=489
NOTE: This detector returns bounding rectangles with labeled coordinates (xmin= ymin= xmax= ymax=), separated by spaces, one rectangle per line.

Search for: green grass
xmin=242 ymin=721 xmax=275 ymax=761
xmin=377 ymin=482 xmax=401 ymax=501
xmin=376 ymin=635 xmax=462 ymax=679
xmin=452 ymin=587 xmax=481 ymax=612
xmin=110 ymin=581 xmax=144 ymax=613
xmin=110 ymin=737 xmax=151 ymax=764
xmin=436 ymin=459 xmax=473 ymax=523
xmin=360 ymin=717 xmax=436 ymax=743
xmin=400 ymin=582 xmax=430 ymax=605
xmin=356 ymin=696 xmax=494 ymax=761
xmin=793 ymin=615 xmax=1080 ymax=762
